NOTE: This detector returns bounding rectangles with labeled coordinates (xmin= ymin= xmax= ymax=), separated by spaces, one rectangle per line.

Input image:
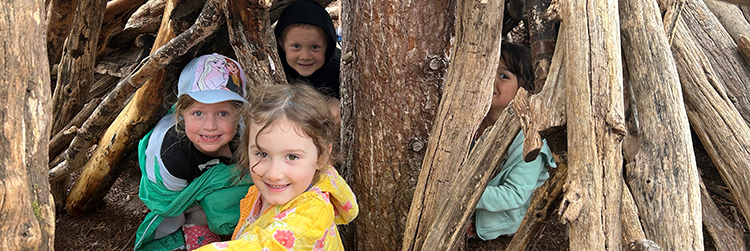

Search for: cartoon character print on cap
xmin=194 ymin=54 xmax=230 ymax=91
xmin=225 ymin=58 xmax=242 ymax=93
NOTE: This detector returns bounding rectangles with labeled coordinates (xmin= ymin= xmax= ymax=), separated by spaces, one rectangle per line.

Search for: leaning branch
xmin=49 ymin=0 xmax=225 ymax=181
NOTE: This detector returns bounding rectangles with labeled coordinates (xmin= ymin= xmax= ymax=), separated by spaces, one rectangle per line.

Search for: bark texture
xmin=0 ymin=0 xmax=56 ymax=249
xmin=559 ymin=0 xmax=625 ymax=249
xmin=621 ymin=0 xmax=704 ymax=249
xmin=64 ymin=0 xmax=179 ymax=216
xmin=340 ymin=0 xmax=453 ymax=249
xmin=401 ymin=0 xmax=504 ymax=250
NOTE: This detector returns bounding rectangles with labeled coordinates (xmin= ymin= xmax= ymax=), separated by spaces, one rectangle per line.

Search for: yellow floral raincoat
xmin=197 ymin=165 xmax=358 ymax=250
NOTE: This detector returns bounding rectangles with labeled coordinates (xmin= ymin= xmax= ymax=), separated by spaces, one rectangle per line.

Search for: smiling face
xmin=280 ymin=25 xmax=328 ymax=77
xmin=491 ymin=59 xmax=520 ymax=113
xmin=249 ymin=117 xmax=322 ymax=210
xmin=182 ymin=101 xmax=239 ymax=157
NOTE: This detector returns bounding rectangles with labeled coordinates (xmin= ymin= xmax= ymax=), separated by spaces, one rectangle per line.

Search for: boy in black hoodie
xmin=275 ymin=0 xmax=341 ymax=123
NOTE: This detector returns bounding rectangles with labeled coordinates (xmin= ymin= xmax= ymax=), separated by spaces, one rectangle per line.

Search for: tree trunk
xmin=45 ymin=0 xmax=77 ymax=74
xmin=0 ymin=0 xmax=56 ymax=249
xmin=64 ymin=0 xmax=179 ymax=216
xmin=225 ymin=0 xmax=287 ymax=88
xmin=50 ymin=0 xmax=107 ymax=136
xmin=559 ymin=0 xmax=625 ymax=249
xmin=620 ymin=0 xmax=704 ymax=249
xmin=401 ymin=0 xmax=504 ymax=250
xmin=341 ymin=0 xmax=453 ymax=249
xmin=505 ymin=33 xmax=568 ymax=250
xmin=740 ymin=35 xmax=750 ymax=62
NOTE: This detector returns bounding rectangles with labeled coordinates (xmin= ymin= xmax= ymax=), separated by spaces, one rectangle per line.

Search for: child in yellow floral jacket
xmin=197 ymin=83 xmax=358 ymax=250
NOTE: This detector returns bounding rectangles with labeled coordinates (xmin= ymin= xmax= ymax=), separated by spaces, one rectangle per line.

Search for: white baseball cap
xmin=177 ymin=53 xmax=247 ymax=104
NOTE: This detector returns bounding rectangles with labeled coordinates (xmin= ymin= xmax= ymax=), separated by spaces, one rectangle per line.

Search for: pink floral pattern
xmin=274 ymin=208 xmax=295 ymax=221
xmin=273 ymin=230 xmax=296 ymax=249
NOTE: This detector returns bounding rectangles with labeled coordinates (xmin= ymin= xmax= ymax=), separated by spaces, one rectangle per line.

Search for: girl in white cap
xmin=134 ymin=53 xmax=252 ymax=251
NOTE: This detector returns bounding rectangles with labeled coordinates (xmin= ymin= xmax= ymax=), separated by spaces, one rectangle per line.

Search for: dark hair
xmin=500 ymin=42 xmax=534 ymax=92
xmin=238 ymin=83 xmax=337 ymax=185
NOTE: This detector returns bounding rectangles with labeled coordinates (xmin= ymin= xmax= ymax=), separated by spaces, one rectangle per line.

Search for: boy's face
xmin=491 ymin=60 xmax=520 ymax=112
xmin=280 ymin=25 xmax=328 ymax=77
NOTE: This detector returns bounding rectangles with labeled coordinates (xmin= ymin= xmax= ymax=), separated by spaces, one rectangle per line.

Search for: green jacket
xmin=133 ymin=115 xmax=251 ymax=251
xmin=475 ymin=131 xmax=556 ymax=240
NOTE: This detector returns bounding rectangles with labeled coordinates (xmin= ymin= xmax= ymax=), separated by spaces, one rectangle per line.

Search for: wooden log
xmin=0 ymin=0 xmax=55 ymax=249
xmin=558 ymin=0 xmax=625 ymax=249
xmin=45 ymin=0 xmax=77 ymax=72
xmin=739 ymin=35 xmax=750 ymax=62
xmin=526 ymin=0 xmax=558 ymax=94
xmin=717 ymin=0 xmax=750 ymax=6
xmin=108 ymin=0 xmax=165 ymax=49
xmin=49 ymin=97 xmax=102 ymax=160
xmin=400 ymin=0 xmax=504 ymax=250
xmin=48 ymin=0 xmax=225 ymax=182
xmin=705 ymin=0 xmax=750 ymax=46
xmin=743 ymin=6 xmax=750 ymax=23
xmin=505 ymin=22 xmax=568 ymax=251
xmin=700 ymin=180 xmax=747 ymax=251
xmin=621 ymin=181 xmax=646 ymax=247
xmin=658 ymin=0 xmax=750 ymax=126
xmin=96 ymin=0 xmax=149 ymax=59
xmin=421 ymin=108 xmax=519 ymax=251
xmin=340 ymin=0 xmax=452 ymax=249
xmin=64 ymin=0 xmax=178 ymax=216
xmin=50 ymin=0 xmax=108 ymax=136
xmin=225 ymin=0 xmax=288 ymax=88
xmin=667 ymin=0 xmax=750 ymax=233
xmin=621 ymin=0 xmax=704 ymax=250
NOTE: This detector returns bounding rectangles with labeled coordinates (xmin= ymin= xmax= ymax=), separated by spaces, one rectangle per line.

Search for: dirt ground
xmin=53 ymin=130 xmax=749 ymax=250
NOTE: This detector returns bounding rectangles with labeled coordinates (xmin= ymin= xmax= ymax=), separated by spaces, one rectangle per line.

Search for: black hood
xmin=274 ymin=0 xmax=338 ymax=68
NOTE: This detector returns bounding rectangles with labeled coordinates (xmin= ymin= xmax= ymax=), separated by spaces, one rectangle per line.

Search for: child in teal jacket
xmin=470 ymin=42 xmax=557 ymax=240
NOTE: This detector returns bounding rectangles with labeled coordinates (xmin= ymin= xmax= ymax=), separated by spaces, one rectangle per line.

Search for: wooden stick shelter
xmin=1 ymin=0 xmax=749 ymax=249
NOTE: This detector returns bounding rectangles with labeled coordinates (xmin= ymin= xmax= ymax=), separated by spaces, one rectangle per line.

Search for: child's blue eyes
xmin=219 ymin=111 xmax=228 ymax=117
xmin=190 ymin=111 xmax=230 ymax=117
xmin=193 ymin=111 xmax=203 ymax=116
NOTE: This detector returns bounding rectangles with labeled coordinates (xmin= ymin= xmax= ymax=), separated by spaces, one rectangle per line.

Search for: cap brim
xmin=185 ymin=89 xmax=247 ymax=104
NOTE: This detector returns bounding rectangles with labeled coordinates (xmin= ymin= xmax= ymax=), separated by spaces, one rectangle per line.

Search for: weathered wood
xmin=0 ymin=0 xmax=55 ymax=249
xmin=48 ymin=0 xmax=225 ymax=182
xmin=717 ymin=0 xmax=750 ymax=6
xmin=621 ymin=0 xmax=704 ymax=250
xmin=705 ymin=0 xmax=750 ymax=46
xmin=421 ymin=108 xmax=518 ymax=251
xmin=743 ymin=6 xmax=750 ymax=23
xmin=49 ymin=97 xmax=102 ymax=160
xmin=45 ymin=0 xmax=77 ymax=71
xmin=225 ymin=0 xmax=287 ymax=89
xmin=505 ymin=25 xmax=568 ymax=251
xmin=621 ymin=182 xmax=646 ymax=247
xmin=667 ymin=0 xmax=750 ymax=233
xmin=558 ymin=0 xmax=625 ymax=249
xmin=108 ymin=0 xmax=165 ymax=49
xmin=96 ymin=0 xmax=149 ymax=59
xmin=739 ymin=35 xmax=750 ymax=62
xmin=659 ymin=0 xmax=750 ymax=126
xmin=341 ymin=0 xmax=452 ymax=249
xmin=700 ymin=180 xmax=746 ymax=251
xmin=526 ymin=0 xmax=558 ymax=94
xmin=50 ymin=0 xmax=108 ymax=137
xmin=64 ymin=0 xmax=178 ymax=216
xmin=401 ymin=0 xmax=504 ymax=250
